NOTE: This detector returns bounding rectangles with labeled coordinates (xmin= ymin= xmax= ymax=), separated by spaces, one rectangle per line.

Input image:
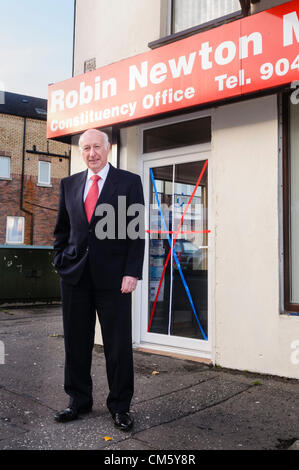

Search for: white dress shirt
xmin=83 ymin=162 xmax=110 ymax=202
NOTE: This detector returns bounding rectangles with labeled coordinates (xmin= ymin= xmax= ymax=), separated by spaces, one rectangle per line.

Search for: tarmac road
xmin=0 ymin=305 xmax=298 ymax=451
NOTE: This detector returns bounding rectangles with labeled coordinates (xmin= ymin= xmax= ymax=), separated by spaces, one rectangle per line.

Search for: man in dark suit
xmin=53 ymin=128 xmax=145 ymax=431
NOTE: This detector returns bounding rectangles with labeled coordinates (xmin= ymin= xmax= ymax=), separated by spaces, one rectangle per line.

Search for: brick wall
xmin=0 ymin=113 xmax=70 ymax=246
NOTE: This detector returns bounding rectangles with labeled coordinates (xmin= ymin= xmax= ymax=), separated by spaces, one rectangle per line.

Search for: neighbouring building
xmin=0 ymin=92 xmax=71 ymax=247
xmin=47 ymin=0 xmax=299 ymax=379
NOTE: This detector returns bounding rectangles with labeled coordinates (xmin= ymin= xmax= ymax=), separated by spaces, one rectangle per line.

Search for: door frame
xmin=134 ymin=110 xmax=214 ymax=360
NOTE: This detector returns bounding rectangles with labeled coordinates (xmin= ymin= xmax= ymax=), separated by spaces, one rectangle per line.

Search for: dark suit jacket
xmin=53 ymin=164 xmax=145 ymax=289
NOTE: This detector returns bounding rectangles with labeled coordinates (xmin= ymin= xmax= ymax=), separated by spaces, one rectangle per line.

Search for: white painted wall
xmin=212 ymin=95 xmax=299 ymax=379
xmin=74 ymin=0 xmax=162 ymax=76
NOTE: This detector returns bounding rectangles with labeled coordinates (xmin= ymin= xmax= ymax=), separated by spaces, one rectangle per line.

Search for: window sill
xmin=5 ymin=242 xmax=24 ymax=245
xmin=0 ymin=177 xmax=12 ymax=181
xmin=36 ymin=183 xmax=52 ymax=188
xmin=280 ymin=311 xmax=299 ymax=317
xmin=148 ymin=10 xmax=243 ymax=50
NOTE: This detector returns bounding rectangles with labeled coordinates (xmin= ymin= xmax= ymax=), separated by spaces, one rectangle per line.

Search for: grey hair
xmin=79 ymin=130 xmax=109 ymax=150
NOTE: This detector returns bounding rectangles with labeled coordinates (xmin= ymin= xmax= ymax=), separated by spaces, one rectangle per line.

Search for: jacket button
xmin=86 ymin=247 xmax=89 ymax=252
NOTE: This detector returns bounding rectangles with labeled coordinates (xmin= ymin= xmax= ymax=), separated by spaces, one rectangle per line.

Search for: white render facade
xmin=71 ymin=0 xmax=299 ymax=379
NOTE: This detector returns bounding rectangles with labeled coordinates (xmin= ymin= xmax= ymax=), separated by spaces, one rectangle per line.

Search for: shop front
xmin=47 ymin=0 xmax=299 ymax=378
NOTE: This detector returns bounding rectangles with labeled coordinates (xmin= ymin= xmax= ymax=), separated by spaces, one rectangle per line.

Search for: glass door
xmin=141 ymin=153 xmax=210 ymax=353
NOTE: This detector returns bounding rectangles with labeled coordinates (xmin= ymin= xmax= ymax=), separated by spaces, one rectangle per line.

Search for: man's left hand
xmin=121 ymin=276 xmax=138 ymax=294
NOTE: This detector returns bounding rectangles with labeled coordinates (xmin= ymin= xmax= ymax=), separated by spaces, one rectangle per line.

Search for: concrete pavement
xmin=0 ymin=305 xmax=298 ymax=451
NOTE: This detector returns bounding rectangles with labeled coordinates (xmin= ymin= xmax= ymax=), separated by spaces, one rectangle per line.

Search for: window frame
xmin=0 ymin=155 xmax=11 ymax=179
xmin=6 ymin=216 xmax=25 ymax=245
xmin=38 ymin=160 xmax=51 ymax=186
xmin=171 ymin=0 xmax=242 ymax=35
xmin=149 ymin=0 xmax=243 ymax=49
xmin=283 ymin=93 xmax=299 ymax=314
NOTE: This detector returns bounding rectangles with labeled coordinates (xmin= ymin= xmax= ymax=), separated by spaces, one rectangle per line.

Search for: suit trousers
xmin=60 ymin=261 xmax=134 ymax=415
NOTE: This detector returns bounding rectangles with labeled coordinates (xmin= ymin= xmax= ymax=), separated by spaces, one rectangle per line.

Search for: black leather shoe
xmin=112 ymin=412 xmax=134 ymax=431
xmin=55 ymin=407 xmax=79 ymax=423
xmin=54 ymin=405 xmax=92 ymax=423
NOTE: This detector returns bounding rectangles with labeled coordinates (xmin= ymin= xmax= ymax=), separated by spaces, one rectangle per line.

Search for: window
xmin=289 ymin=101 xmax=299 ymax=305
xmin=6 ymin=217 xmax=25 ymax=244
xmin=0 ymin=156 xmax=10 ymax=178
xmin=143 ymin=117 xmax=211 ymax=153
xmin=284 ymin=97 xmax=299 ymax=312
xmin=38 ymin=161 xmax=51 ymax=185
xmin=172 ymin=0 xmax=241 ymax=34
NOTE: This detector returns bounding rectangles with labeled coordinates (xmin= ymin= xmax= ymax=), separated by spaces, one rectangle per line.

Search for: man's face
xmin=80 ymin=130 xmax=110 ymax=173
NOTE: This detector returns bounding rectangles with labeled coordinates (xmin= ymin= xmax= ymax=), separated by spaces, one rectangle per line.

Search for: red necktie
xmin=84 ymin=175 xmax=100 ymax=223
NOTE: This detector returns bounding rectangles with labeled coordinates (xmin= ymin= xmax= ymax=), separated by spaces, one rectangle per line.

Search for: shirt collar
xmin=87 ymin=162 xmax=110 ymax=182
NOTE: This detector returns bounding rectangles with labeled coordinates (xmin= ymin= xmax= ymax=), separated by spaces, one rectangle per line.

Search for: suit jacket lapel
xmin=73 ymin=169 xmax=89 ymax=226
xmin=98 ymin=164 xmax=118 ymax=204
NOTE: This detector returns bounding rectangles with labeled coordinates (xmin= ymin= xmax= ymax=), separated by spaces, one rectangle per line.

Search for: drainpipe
xmin=20 ymin=117 xmax=34 ymax=245
xmin=72 ymin=0 xmax=76 ymax=77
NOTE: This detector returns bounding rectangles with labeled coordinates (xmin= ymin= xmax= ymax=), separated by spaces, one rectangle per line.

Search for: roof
xmin=0 ymin=91 xmax=47 ymax=121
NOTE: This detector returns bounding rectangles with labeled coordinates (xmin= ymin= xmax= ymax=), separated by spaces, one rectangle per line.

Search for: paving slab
xmin=0 ymin=306 xmax=298 ymax=451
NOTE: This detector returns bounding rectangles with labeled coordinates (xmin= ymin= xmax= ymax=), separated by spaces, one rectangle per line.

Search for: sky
xmin=0 ymin=0 xmax=74 ymax=99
